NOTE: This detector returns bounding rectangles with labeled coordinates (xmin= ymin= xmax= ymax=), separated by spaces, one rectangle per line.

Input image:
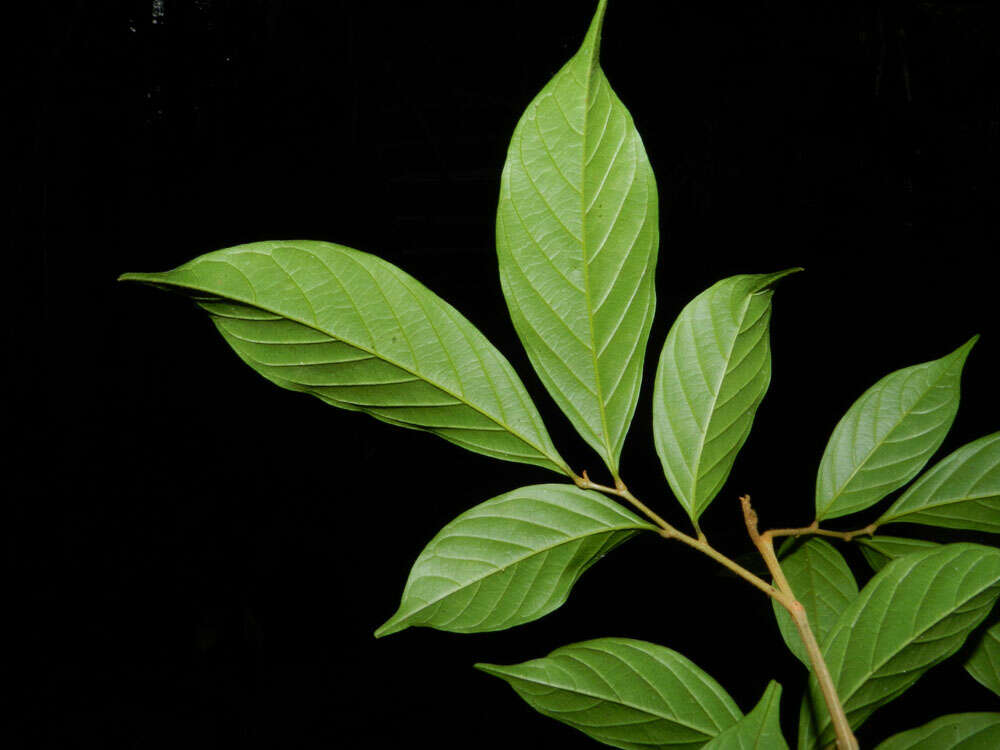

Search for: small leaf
xmin=496 ymin=0 xmax=659 ymax=475
xmin=703 ymin=681 xmax=788 ymax=750
xmin=476 ymin=637 xmax=742 ymax=750
xmin=797 ymin=694 xmax=819 ymax=750
xmin=802 ymin=543 xmax=1000 ymax=748
xmin=873 ymin=713 xmax=1000 ymax=749
xmin=878 ymin=433 xmax=1000 ymax=533
xmin=815 ymin=338 xmax=977 ymax=521
xmin=856 ymin=536 xmax=941 ymax=572
xmin=375 ymin=485 xmax=654 ymax=637
xmin=653 ymin=271 xmax=799 ymax=524
xmin=121 ymin=241 xmax=570 ymax=474
xmin=966 ymin=622 xmax=1000 ymax=699
xmin=770 ymin=539 xmax=858 ymax=666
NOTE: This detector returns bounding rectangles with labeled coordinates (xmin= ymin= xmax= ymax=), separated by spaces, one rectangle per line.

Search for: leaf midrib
xmin=134 ymin=273 xmax=567 ymax=472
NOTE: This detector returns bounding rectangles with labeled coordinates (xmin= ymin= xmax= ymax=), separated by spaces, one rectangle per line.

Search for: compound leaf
xmin=815 ymin=338 xmax=977 ymax=521
xmin=874 ymin=713 xmax=1000 ymax=750
xmin=856 ymin=536 xmax=940 ymax=573
xmin=476 ymin=637 xmax=742 ymax=750
xmin=703 ymin=681 xmax=788 ymax=750
xmin=770 ymin=539 xmax=858 ymax=666
xmin=966 ymin=622 xmax=1000 ymax=699
xmin=802 ymin=544 xmax=1000 ymax=748
xmin=375 ymin=485 xmax=654 ymax=637
xmin=496 ymin=0 xmax=658 ymax=475
xmin=653 ymin=271 xmax=797 ymax=524
xmin=120 ymin=240 xmax=570 ymax=474
xmin=878 ymin=433 xmax=1000 ymax=533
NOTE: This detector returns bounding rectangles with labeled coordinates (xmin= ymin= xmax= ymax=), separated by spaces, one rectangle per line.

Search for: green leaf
xmin=703 ymin=681 xmax=788 ymax=750
xmin=966 ymin=622 xmax=1000 ymax=699
xmin=796 ymin=694 xmax=818 ymax=750
xmin=802 ymin=543 xmax=1000 ymax=749
xmin=856 ymin=535 xmax=940 ymax=572
xmin=476 ymin=637 xmax=742 ymax=750
xmin=877 ymin=433 xmax=1000 ymax=533
xmin=120 ymin=240 xmax=570 ymax=474
xmin=495 ymin=0 xmax=658 ymax=475
xmin=873 ymin=713 xmax=1000 ymax=749
xmin=815 ymin=338 xmax=977 ymax=521
xmin=375 ymin=484 xmax=654 ymax=637
xmin=652 ymin=271 xmax=798 ymax=524
xmin=770 ymin=539 xmax=858 ymax=666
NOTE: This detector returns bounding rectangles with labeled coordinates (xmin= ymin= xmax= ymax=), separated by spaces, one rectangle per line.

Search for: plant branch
xmin=764 ymin=521 xmax=878 ymax=543
xmin=742 ymin=496 xmax=859 ymax=750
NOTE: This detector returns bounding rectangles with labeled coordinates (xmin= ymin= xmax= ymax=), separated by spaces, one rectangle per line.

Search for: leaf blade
xmin=476 ymin=637 xmax=743 ymax=750
xmin=873 ymin=713 xmax=1000 ymax=750
xmin=877 ymin=432 xmax=1000 ymax=533
xmin=703 ymin=681 xmax=788 ymax=750
xmin=496 ymin=0 xmax=659 ymax=474
xmin=815 ymin=338 xmax=977 ymax=521
xmin=375 ymin=484 xmax=655 ymax=636
xmin=856 ymin=535 xmax=941 ymax=573
xmin=653 ymin=271 xmax=797 ymax=523
xmin=966 ymin=622 xmax=1000 ymax=699
xmin=120 ymin=240 xmax=569 ymax=473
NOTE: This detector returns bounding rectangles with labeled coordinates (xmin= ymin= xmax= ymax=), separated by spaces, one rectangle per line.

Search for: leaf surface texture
xmin=702 ymin=681 xmax=788 ymax=750
xmin=874 ymin=713 xmax=1000 ymax=749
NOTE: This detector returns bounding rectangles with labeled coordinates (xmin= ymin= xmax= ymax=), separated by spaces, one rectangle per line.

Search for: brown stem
xmin=765 ymin=521 xmax=877 ymax=543
xmin=741 ymin=496 xmax=858 ymax=750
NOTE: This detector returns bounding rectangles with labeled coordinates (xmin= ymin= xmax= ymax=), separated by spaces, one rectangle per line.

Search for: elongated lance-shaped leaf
xmin=796 ymin=694 xmax=819 ymax=750
xmin=375 ymin=485 xmax=654 ymax=637
xmin=877 ymin=433 xmax=1000 ymax=533
xmin=874 ymin=713 xmax=1000 ymax=750
xmin=476 ymin=637 xmax=742 ymax=750
xmin=815 ymin=337 xmax=977 ymax=521
xmin=703 ymin=681 xmax=788 ymax=750
xmin=120 ymin=241 xmax=570 ymax=474
xmin=653 ymin=271 xmax=798 ymax=524
xmin=770 ymin=539 xmax=858 ymax=666
xmin=856 ymin=535 xmax=940 ymax=573
xmin=802 ymin=543 xmax=1000 ymax=749
xmin=496 ymin=0 xmax=658 ymax=476
xmin=966 ymin=621 xmax=1000 ymax=699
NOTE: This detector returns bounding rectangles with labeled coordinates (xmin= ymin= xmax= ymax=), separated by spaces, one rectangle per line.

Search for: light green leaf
xmin=703 ymin=681 xmax=788 ymax=750
xmin=966 ymin=622 xmax=1000 ymax=699
xmin=120 ymin=240 xmax=570 ymax=474
xmin=796 ymin=694 xmax=818 ymax=750
xmin=375 ymin=484 xmax=654 ymax=637
xmin=877 ymin=433 xmax=1000 ymax=533
xmin=856 ymin=535 xmax=940 ymax=572
xmin=770 ymin=539 xmax=858 ymax=666
xmin=815 ymin=338 xmax=977 ymax=521
xmin=802 ymin=543 xmax=1000 ymax=749
xmin=496 ymin=0 xmax=658 ymax=475
xmin=653 ymin=271 xmax=798 ymax=524
xmin=476 ymin=637 xmax=742 ymax=750
xmin=874 ymin=713 xmax=1000 ymax=749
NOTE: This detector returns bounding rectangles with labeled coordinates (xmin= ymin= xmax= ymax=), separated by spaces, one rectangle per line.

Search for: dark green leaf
xmin=476 ymin=637 xmax=742 ymax=750
xmin=878 ymin=433 xmax=1000 ymax=533
xmin=121 ymin=240 xmax=570 ymax=473
xmin=874 ymin=713 xmax=1000 ymax=749
xmin=496 ymin=0 xmax=658 ymax=475
xmin=815 ymin=338 xmax=977 ymax=521
xmin=856 ymin=536 xmax=941 ymax=573
xmin=966 ymin=622 xmax=1000 ymax=699
xmin=802 ymin=544 xmax=1000 ymax=748
xmin=375 ymin=485 xmax=654 ymax=637
xmin=770 ymin=539 xmax=858 ymax=666
xmin=703 ymin=681 xmax=788 ymax=750
xmin=652 ymin=271 xmax=798 ymax=524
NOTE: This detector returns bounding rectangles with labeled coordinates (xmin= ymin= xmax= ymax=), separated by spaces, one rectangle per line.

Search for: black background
xmin=11 ymin=0 xmax=1000 ymax=747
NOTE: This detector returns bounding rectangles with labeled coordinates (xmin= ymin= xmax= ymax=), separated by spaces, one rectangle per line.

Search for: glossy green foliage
xmin=815 ymin=338 xmax=977 ymax=521
xmin=801 ymin=544 xmax=1000 ymax=748
xmin=770 ymin=539 xmax=857 ymax=666
xmin=878 ymin=432 xmax=1000 ymax=533
xmin=477 ymin=638 xmax=742 ymax=750
xmin=856 ymin=535 xmax=940 ymax=572
xmin=375 ymin=485 xmax=654 ymax=637
xmin=702 ymin=681 xmax=788 ymax=750
xmin=120 ymin=241 xmax=569 ymax=474
xmin=966 ymin=622 xmax=1000 ymax=699
xmin=495 ymin=0 xmax=658 ymax=475
xmin=652 ymin=272 xmax=796 ymax=523
xmin=874 ymin=713 xmax=1000 ymax=750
